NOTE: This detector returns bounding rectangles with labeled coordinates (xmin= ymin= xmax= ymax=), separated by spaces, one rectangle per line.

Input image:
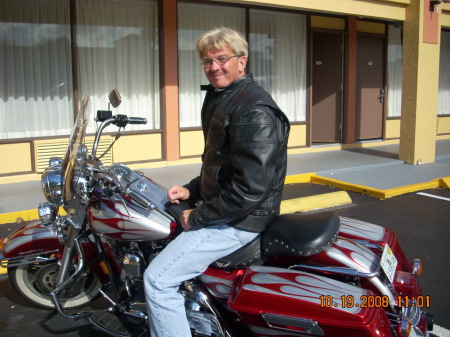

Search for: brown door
xmin=356 ymin=35 xmax=385 ymax=140
xmin=311 ymin=32 xmax=344 ymax=143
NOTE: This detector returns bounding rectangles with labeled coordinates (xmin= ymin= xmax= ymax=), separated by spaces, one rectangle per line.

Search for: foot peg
xmin=89 ymin=310 xmax=147 ymax=337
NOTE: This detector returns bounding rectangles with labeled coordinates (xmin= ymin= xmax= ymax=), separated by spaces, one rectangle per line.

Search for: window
xmin=250 ymin=9 xmax=307 ymax=122
xmin=0 ymin=0 xmax=159 ymax=140
xmin=77 ymin=0 xmax=160 ymax=133
xmin=177 ymin=2 xmax=245 ymax=127
xmin=0 ymin=0 xmax=73 ymax=139
xmin=387 ymin=24 xmax=403 ymax=118
xmin=177 ymin=3 xmax=308 ymax=127
xmin=439 ymin=30 xmax=450 ymax=116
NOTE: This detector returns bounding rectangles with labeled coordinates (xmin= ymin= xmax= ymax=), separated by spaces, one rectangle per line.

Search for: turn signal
xmin=0 ymin=238 xmax=5 ymax=251
xmin=411 ymin=259 xmax=423 ymax=277
xmin=397 ymin=317 xmax=412 ymax=337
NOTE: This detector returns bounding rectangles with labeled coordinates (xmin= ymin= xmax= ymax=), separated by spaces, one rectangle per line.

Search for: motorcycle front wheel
xmin=8 ymin=260 xmax=102 ymax=309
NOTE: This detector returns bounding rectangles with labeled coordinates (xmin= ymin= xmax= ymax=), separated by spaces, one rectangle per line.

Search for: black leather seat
xmin=213 ymin=212 xmax=340 ymax=269
xmin=261 ymin=212 xmax=340 ymax=257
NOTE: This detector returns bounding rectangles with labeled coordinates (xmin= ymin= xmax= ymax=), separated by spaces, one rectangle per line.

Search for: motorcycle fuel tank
xmin=88 ymin=196 xmax=176 ymax=241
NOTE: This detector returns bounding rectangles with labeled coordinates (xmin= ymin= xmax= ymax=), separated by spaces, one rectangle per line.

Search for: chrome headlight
xmin=38 ymin=202 xmax=58 ymax=226
xmin=41 ymin=164 xmax=64 ymax=205
xmin=49 ymin=157 xmax=63 ymax=167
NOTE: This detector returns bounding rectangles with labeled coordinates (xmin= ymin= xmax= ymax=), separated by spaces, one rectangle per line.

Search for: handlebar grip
xmin=127 ymin=117 xmax=147 ymax=125
xmin=113 ymin=115 xmax=147 ymax=127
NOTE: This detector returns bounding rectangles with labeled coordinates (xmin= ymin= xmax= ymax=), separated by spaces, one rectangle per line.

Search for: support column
xmin=161 ymin=0 xmax=180 ymax=161
xmin=344 ymin=16 xmax=357 ymax=144
xmin=399 ymin=0 xmax=440 ymax=164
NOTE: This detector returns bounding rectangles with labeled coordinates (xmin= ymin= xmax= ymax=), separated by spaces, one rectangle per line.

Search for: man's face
xmin=202 ymin=47 xmax=247 ymax=88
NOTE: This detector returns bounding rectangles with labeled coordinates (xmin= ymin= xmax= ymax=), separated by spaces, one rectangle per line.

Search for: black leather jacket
xmin=184 ymin=74 xmax=290 ymax=232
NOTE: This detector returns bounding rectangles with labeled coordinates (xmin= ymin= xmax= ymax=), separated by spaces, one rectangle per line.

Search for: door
xmin=311 ymin=32 xmax=344 ymax=143
xmin=356 ymin=35 xmax=385 ymax=140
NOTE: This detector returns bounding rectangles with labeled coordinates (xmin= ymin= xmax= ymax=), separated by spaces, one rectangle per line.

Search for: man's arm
xmin=188 ymin=107 xmax=280 ymax=228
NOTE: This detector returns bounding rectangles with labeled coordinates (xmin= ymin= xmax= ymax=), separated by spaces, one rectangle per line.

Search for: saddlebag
xmin=228 ymin=265 xmax=392 ymax=337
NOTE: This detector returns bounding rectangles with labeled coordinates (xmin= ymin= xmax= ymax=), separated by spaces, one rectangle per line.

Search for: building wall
xmin=1 ymin=0 xmax=450 ymax=184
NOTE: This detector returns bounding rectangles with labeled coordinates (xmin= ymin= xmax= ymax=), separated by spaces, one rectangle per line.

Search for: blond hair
xmin=195 ymin=27 xmax=248 ymax=59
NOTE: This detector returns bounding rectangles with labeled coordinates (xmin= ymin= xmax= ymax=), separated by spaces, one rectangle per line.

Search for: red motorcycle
xmin=0 ymin=91 xmax=433 ymax=337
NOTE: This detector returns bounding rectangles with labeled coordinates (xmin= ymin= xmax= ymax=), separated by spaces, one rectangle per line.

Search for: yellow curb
xmin=284 ymin=173 xmax=316 ymax=184
xmin=382 ymin=181 xmax=441 ymax=199
xmin=0 ymin=209 xmax=40 ymax=225
xmin=310 ymin=175 xmax=445 ymax=200
xmin=280 ymin=191 xmax=352 ymax=214
xmin=0 ymin=207 xmax=67 ymax=225
xmin=439 ymin=176 xmax=450 ymax=189
xmin=311 ymin=176 xmax=387 ymax=199
xmin=2 ymin=173 xmax=449 ymax=224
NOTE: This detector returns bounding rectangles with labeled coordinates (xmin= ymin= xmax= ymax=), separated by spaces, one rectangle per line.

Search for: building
xmin=1 ymin=0 xmax=449 ymax=183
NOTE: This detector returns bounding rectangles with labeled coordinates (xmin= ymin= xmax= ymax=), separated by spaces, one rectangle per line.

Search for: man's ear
xmin=238 ymin=56 xmax=248 ymax=73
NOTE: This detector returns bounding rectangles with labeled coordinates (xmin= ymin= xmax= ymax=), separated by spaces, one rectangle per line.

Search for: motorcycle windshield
xmin=61 ymin=95 xmax=91 ymax=211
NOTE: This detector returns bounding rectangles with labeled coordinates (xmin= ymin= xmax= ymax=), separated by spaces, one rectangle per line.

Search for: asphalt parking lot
xmin=0 ymin=182 xmax=449 ymax=336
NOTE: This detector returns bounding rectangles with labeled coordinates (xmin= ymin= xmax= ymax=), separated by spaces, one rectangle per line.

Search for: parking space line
xmin=417 ymin=192 xmax=450 ymax=202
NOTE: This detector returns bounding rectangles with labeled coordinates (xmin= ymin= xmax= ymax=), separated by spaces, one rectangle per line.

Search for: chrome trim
xmin=41 ymin=165 xmax=64 ymax=205
xmin=92 ymin=118 xmax=115 ymax=157
xmin=123 ymin=253 xmax=144 ymax=278
xmin=351 ymin=239 xmax=384 ymax=251
xmin=183 ymin=280 xmax=233 ymax=337
xmin=403 ymin=300 xmax=422 ymax=327
xmin=186 ymin=311 xmax=226 ymax=337
xmin=262 ymin=313 xmax=324 ymax=336
xmin=388 ymin=302 xmax=429 ymax=337
xmin=0 ymin=250 xmax=59 ymax=268
xmin=38 ymin=202 xmax=59 ymax=226
xmin=289 ymin=263 xmax=381 ymax=278
xmin=49 ymin=157 xmax=63 ymax=167
xmin=50 ymin=235 xmax=92 ymax=320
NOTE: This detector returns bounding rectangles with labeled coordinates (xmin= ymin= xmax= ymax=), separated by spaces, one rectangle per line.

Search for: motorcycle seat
xmin=261 ymin=211 xmax=340 ymax=257
xmin=213 ymin=212 xmax=340 ymax=269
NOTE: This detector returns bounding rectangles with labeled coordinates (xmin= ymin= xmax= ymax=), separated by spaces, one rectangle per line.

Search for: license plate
xmin=380 ymin=243 xmax=398 ymax=283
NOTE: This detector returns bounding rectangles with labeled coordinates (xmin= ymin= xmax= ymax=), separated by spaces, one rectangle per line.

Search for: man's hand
xmin=180 ymin=209 xmax=193 ymax=231
xmin=167 ymin=185 xmax=190 ymax=204
xmin=167 ymin=185 xmax=193 ymax=231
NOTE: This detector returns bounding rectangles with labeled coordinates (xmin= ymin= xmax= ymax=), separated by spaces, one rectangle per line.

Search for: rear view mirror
xmin=109 ymin=89 xmax=122 ymax=108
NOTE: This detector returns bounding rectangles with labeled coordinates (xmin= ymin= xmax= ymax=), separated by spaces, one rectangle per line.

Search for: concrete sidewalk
xmin=0 ymin=139 xmax=449 ymax=224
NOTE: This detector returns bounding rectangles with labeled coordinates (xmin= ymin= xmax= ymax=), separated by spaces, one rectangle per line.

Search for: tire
xmin=8 ymin=259 xmax=102 ymax=309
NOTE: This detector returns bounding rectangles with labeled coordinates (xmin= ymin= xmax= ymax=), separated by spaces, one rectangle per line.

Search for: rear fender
xmin=339 ymin=216 xmax=410 ymax=271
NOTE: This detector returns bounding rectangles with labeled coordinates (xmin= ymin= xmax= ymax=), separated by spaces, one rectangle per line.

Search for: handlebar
xmin=94 ymin=172 xmax=153 ymax=208
xmin=92 ymin=114 xmax=147 ymax=157
xmin=127 ymin=117 xmax=147 ymax=125
xmin=113 ymin=114 xmax=147 ymax=127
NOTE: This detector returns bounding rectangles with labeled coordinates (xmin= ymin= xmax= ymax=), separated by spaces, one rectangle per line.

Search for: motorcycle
xmin=0 ymin=91 xmax=434 ymax=337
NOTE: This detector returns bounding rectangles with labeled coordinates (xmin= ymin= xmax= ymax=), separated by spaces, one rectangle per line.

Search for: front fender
xmin=1 ymin=221 xmax=121 ymax=283
xmin=1 ymin=220 xmax=63 ymax=265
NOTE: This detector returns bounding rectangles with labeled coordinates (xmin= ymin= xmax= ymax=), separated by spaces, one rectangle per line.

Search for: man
xmin=144 ymin=27 xmax=290 ymax=337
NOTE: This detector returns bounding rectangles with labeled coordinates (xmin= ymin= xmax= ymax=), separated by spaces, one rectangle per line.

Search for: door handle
xmin=378 ymin=89 xmax=385 ymax=103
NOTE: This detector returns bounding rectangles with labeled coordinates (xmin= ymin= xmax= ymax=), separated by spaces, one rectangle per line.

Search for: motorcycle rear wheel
xmin=8 ymin=260 xmax=102 ymax=309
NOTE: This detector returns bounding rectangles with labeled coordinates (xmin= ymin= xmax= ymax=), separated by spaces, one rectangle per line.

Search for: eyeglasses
xmin=201 ymin=55 xmax=241 ymax=69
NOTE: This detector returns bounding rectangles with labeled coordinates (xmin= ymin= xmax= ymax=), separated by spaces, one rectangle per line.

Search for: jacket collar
xmin=205 ymin=73 xmax=253 ymax=94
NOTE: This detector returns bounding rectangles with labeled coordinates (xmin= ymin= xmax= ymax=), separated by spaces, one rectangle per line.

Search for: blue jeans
xmin=144 ymin=224 xmax=259 ymax=337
